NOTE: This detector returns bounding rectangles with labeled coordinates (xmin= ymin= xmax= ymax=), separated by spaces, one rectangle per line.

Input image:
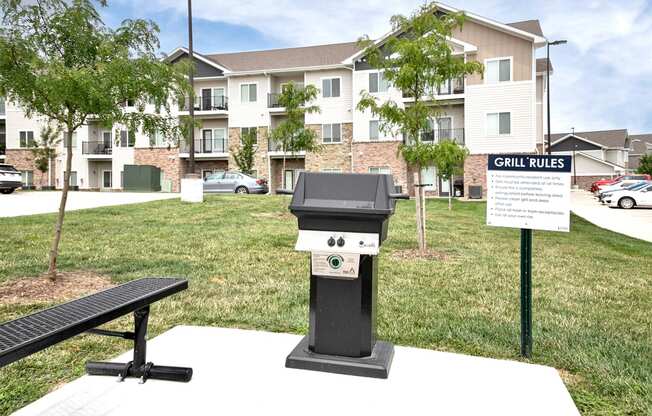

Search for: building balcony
xmin=180 ymin=96 xmax=228 ymax=113
xmin=180 ymin=138 xmax=229 ymax=159
xmin=413 ymin=128 xmax=465 ymax=146
xmin=82 ymin=141 xmax=113 ymax=156
xmin=403 ymin=78 xmax=465 ymax=100
xmin=267 ymin=138 xmax=306 ymax=158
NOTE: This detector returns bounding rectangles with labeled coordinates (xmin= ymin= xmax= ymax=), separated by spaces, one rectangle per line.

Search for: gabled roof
xmin=507 ymin=20 xmax=544 ymax=37
xmin=165 ymin=47 xmax=231 ymax=74
xmin=205 ymin=42 xmax=360 ymax=72
xmin=536 ymin=58 xmax=552 ymax=73
xmin=547 ymin=129 xmax=629 ymax=149
xmin=629 ymin=134 xmax=652 ymax=154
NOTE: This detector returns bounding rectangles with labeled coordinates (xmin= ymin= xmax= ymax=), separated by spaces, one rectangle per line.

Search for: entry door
xmin=214 ymin=88 xmax=225 ymax=109
xmin=102 ymin=170 xmax=112 ymax=189
xmin=284 ymin=170 xmax=294 ymax=191
xmin=102 ymin=131 xmax=112 ymax=154
xmin=201 ymin=89 xmax=212 ymax=110
xmin=437 ymin=117 xmax=452 ymax=141
xmin=421 ymin=166 xmax=436 ymax=191
xmin=202 ymin=129 xmax=212 ymax=153
xmin=214 ymin=128 xmax=226 ymax=152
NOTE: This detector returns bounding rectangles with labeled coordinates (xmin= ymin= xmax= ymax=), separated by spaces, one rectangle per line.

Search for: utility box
xmin=285 ymin=172 xmax=407 ymax=378
xmin=123 ymin=165 xmax=161 ymax=192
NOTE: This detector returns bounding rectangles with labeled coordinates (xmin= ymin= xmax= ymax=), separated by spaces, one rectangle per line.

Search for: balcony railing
xmin=182 ymin=138 xmax=228 ymax=154
xmin=82 ymin=141 xmax=112 ymax=155
xmin=268 ymin=93 xmax=282 ymax=108
xmin=412 ymin=128 xmax=465 ymax=146
xmin=403 ymin=77 xmax=464 ymax=98
xmin=268 ymin=138 xmax=283 ymax=152
xmin=182 ymin=95 xmax=228 ymax=111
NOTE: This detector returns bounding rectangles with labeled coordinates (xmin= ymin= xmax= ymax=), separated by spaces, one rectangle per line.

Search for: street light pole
xmin=187 ymin=0 xmax=195 ymax=174
xmin=546 ymin=39 xmax=567 ymax=155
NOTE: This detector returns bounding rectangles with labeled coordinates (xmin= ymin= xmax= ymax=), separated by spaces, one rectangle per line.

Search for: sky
xmin=102 ymin=0 xmax=652 ymax=135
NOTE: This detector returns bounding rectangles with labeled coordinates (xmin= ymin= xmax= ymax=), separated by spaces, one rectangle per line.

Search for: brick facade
xmin=5 ymin=149 xmax=56 ymax=188
xmin=228 ymin=126 xmax=270 ymax=180
xmin=271 ymin=158 xmax=305 ymax=192
xmin=305 ymin=123 xmax=352 ymax=172
xmin=573 ymin=175 xmax=604 ymax=191
xmin=352 ymin=141 xmax=410 ymax=192
xmin=463 ymin=154 xmax=488 ymax=198
xmin=134 ymin=148 xmax=182 ymax=192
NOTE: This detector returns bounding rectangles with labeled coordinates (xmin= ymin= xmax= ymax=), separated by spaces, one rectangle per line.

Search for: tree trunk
xmin=414 ymin=168 xmax=426 ymax=253
xmin=448 ymin=174 xmax=453 ymax=211
xmin=47 ymin=129 xmax=73 ymax=281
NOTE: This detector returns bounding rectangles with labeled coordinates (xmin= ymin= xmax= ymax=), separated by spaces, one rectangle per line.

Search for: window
xmin=240 ymin=127 xmax=258 ymax=144
xmin=369 ymin=72 xmax=389 ymax=93
xmin=0 ymin=96 xmax=5 ymax=115
xmin=64 ymin=171 xmax=78 ymax=187
xmin=203 ymin=170 xmax=224 ymax=180
xmin=240 ymin=83 xmax=257 ymax=103
xmin=119 ymin=130 xmax=135 ymax=147
xmin=487 ymin=112 xmax=511 ymax=135
xmin=322 ymin=123 xmax=342 ymax=143
xmin=485 ymin=58 xmax=511 ymax=83
xmin=19 ymin=131 xmax=34 ymax=148
xmin=369 ymin=167 xmax=390 ymax=175
xmin=369 ymin=120 xmax=380 ymax=141
xmin=421 ymin=166 xmax=436 ymax=191
xmin=20 ymin=170 xmax=33 ymax=186
xmin=322 ymin=78 xmax=340 ymax=98
xmin=150 ymin=130 xmax=166 ymax=147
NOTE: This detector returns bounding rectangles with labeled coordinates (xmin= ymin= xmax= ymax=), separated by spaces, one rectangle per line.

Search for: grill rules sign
xmin=487 ymin=154 xmax=572 ymax=232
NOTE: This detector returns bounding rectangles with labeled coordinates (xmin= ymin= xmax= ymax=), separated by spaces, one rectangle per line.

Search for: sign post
xmin=486 ymin=154 xmax=572 ymax=358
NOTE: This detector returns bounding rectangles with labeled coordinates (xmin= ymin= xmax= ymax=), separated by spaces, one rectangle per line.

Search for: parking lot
xmin=0 ymin=191 xmax=179 ymax=218
xmin=571 ymin=191 xmax=652 ymax=243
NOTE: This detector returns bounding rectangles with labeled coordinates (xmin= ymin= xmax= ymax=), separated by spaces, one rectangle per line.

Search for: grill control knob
xmin=327 ymin=237 xmax=336 ymax=247
xmin=337 ymin=237 xmax=345 ymax=247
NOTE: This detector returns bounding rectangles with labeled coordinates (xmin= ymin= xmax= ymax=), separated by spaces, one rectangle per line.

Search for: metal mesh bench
xmin=0 ymin=277 xmax=192 ymax=383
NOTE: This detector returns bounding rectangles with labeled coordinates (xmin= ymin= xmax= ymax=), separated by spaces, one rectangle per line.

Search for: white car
xmin=0 ymin=164 xmax=22 ymax=194
xmin=609 ymin=183 xmax=652 ymax=209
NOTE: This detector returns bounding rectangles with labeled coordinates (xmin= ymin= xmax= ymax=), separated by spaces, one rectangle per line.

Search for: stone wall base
xmin=5 ymin=149 xmax=55 ymax=188
xmin=463 ymin=154 xmax=489 ymax=198
xmin=134 ymin=148 xmax=182 ymax=192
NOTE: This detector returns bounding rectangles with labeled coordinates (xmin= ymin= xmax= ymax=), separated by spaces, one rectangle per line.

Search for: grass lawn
xmin=0 ymin=195 xmax=650 ymax=415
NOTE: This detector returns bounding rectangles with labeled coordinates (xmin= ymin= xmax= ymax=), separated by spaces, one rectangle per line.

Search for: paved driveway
xmin=0 ymin=191 xmax=179 ymax=218
xmin=571 ymin=190 xmax=652 ymax=243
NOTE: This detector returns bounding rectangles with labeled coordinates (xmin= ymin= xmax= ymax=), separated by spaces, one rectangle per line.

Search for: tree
xmin=636 ymin=154 xmax=652 ymax=175
xmin=357 ymin=2 xmax=482 ymax=253
xmin=30 ymin=124 xmax=62 ymax=186
xmin=0 ymin=0 xmax=189 ymax=280
xmin=268 ymin=81 xmax=321 ymax=190
xmin=432 ymin=140 xmax=468 ymax=210
xmin=233 ymin=128 xmax=256 ymax=175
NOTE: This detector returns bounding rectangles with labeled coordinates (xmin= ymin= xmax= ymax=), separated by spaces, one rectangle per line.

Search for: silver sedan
xmin=203 ymin=171 xmax=268 ymax=194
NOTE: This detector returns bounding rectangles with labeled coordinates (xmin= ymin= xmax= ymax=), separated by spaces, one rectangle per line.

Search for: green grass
xmin=0 ymin=196 xmax=650 ymax=415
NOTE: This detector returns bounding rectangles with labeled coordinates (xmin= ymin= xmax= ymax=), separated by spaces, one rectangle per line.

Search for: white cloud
xmin=115 ymin=0 xmax=652 ymax=133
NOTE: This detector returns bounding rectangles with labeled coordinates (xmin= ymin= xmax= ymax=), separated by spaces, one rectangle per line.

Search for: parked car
xmin=591 ymin=174 xmax=651 ymax=193
xmin=203 ymin=171 xmax=268 ymax=194
xmin=597 ymin=180 xmax=648 ymax=199
xmin=608 ymin=183 xmax=652 ymax=209
xmin=0 ymin=164 xmax=22 ymax=194
xmin=600 ymin=181 xmax=651 ymax=204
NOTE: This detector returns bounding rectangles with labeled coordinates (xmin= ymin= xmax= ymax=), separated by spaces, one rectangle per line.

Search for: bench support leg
xmin=86 ymin=307 xmax=193 ymax=383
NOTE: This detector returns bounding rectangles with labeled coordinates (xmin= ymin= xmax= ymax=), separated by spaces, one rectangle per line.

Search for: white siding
xmin=5 ymin=101 xmax=48 ymax=149
xmin=228 ymin=74 xmax=270 ymax=128
xmin=305 ymin=69 xmax=353 ymax=125
xmin=465 ymin=80 xmax=536 ymax=154
xmin=351 ymin=69 xmax=404 ymax=141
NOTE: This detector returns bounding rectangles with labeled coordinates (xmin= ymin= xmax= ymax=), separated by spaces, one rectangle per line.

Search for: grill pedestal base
xmin=285 ymin=336 xmax=394 ymax=379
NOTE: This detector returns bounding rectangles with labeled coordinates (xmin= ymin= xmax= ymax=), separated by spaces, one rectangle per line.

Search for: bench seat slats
xmin=0 ymin=277 xmax=187 ymax=368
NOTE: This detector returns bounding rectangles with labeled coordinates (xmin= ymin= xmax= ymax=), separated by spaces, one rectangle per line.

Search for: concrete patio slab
xmin=0 ymin=191 xmax=179 ymax=218
xmin=12 ymin=326 xmax=579 ymax=416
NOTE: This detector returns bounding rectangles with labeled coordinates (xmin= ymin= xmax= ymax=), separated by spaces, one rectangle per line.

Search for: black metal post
xmin=520 ymin=228 xmax=533 ymax=358
xmin=187 ymin=0 xmax=196 ymax=174
xmin=546 ymin=43 xmax=551 ymax=155
xmin=86 ymin=306 xmax=192 ymax=383
xmin=133 ymin=306 xmax=149 ymax=368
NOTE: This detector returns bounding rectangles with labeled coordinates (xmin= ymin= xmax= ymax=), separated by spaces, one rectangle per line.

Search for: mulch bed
xmin=0 ymin=271 xmax=114 ymax=305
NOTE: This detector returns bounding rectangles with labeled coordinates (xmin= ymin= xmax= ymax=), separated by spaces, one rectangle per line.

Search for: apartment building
xmin=4 ymin=3 xmax=551 ymax=197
